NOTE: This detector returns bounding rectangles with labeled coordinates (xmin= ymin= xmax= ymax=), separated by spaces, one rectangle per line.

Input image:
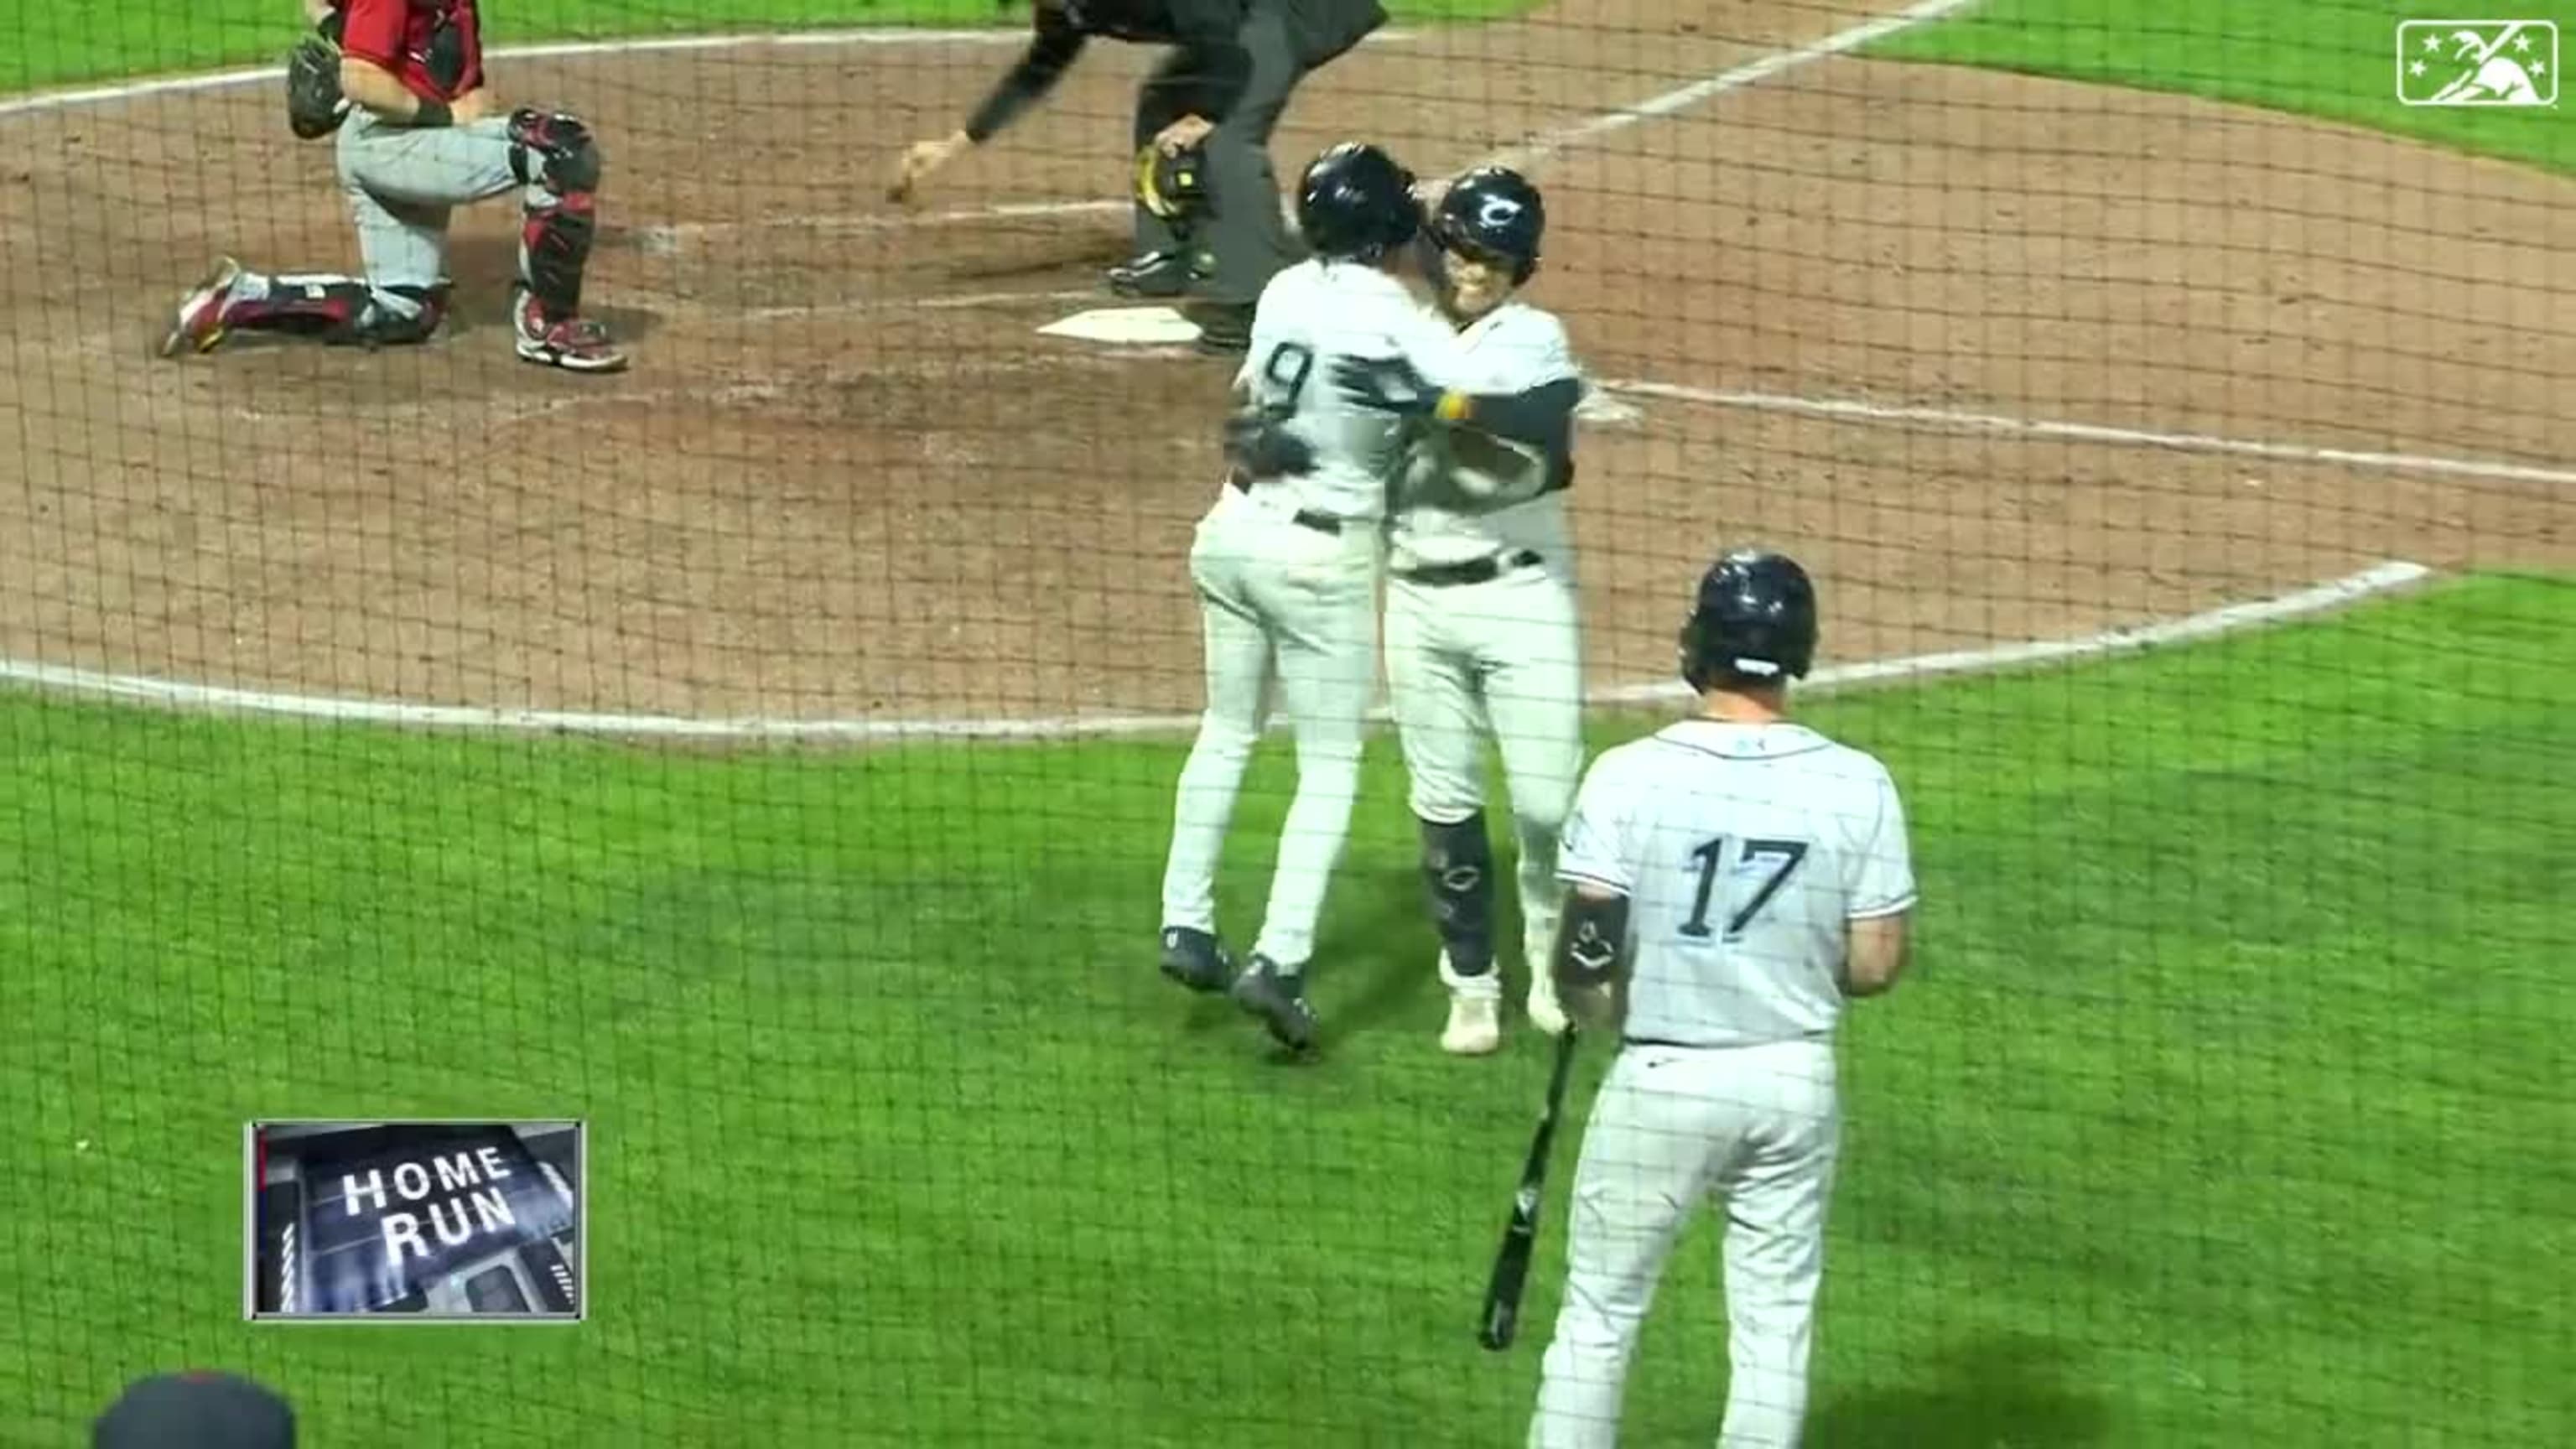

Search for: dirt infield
xmin=1 ymin=2 xmax=2568 ymax=729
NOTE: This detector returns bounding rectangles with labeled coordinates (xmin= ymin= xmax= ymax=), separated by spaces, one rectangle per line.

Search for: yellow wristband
xmin=1433 ymin=391 xmax=1472 ymax=423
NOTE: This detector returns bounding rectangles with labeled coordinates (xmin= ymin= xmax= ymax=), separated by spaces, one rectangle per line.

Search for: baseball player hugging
xmin=1155 ymin=142 xmax=1466 ymax=1054
xmin=1327 ymin=166 xmax=1590 ymax=1057
xmin=158 ymin=0 xmax=626 ymax=373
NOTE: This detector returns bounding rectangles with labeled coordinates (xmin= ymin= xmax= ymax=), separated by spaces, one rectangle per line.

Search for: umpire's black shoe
xmin=1230 ymin=955 xmax=1318 ymax=1052
xmin=1187 ymin=300 xmax=1254 ymax=356
xmin=1106 ymin=250 xmax=1194 ymax=299
xmin=1159 ymin=926 xmax=1234 ymax=994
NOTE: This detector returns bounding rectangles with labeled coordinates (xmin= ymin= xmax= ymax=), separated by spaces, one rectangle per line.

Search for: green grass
xmin=6 ymin=1 xmax=2572 ymax=1443
xmin=4 ymin=574 xmax=2571 ymax=1445
xmin=1872 ymin=0 xmax=2576 ymax=174
xmin=0 ymin=0 xmax=1536 ymax=92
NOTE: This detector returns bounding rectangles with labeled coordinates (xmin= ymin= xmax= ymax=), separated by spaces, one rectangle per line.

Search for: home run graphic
xmin=250 ymin=1119 xmax=584 ymax=1320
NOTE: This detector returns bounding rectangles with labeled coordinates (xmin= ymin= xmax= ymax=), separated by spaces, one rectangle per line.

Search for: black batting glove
xmin=1332 ymin=356 xmax=1441 ymax=416
xmin=1223 ymin=410 xmax=1316 ymax=479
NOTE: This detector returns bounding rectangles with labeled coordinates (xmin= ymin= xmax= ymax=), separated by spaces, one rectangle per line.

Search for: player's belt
xmin=1226 ymin=472 xmax=1343 ymax=534
xmin=1400 ymin=549 xmax=1542 ymax=588
xmin=1622 ymin=1036 xmax=1724 ymax=1051
xmin=1623 ymin=1031 xmax=1830 ymax=1052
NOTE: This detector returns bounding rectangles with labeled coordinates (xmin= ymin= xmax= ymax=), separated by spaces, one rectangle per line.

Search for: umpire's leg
xmin=1197 ymin=8 xmax=1308 ymax=309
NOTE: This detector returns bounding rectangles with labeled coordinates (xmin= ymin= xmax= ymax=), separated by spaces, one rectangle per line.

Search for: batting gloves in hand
xmin=1332 ymin=356 xmax=1444 ymax=417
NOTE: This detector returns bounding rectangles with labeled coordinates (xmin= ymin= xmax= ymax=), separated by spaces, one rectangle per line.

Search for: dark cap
xmin=95 ymin=1372 xmax=294 ymax=1449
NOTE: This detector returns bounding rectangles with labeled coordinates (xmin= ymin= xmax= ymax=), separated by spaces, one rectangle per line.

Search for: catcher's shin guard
xmin=1421 ymin=813 xmax=1498 ymax=977
xmin=517 ymin=194 xmax=597 ymax=319
xmin=190 ymin=272 xmax=445 ymax=348
xmin=509 ymin=108 xmax=605 ymax=319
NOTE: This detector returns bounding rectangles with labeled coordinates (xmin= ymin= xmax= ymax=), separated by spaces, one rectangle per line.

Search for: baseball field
xmin=1 ymin=0 xmax=2569 ymax=1444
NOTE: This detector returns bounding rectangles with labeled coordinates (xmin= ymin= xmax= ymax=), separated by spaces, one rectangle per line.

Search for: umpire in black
xmin=890 ymin=0 xmax=1385 ymax=353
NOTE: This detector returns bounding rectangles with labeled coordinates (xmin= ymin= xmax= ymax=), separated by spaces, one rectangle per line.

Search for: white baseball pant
xmin=1383 ymin=558 xmax=1584 ymax=963
xmin=1158 ymin=485 xmax=1381 ymax=969
xmin=1530 ymin=1038 xmax=1841 ymax=1448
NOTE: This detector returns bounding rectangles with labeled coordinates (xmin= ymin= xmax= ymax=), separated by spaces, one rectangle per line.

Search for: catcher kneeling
xmin=159 ymin=0 xmax=627 ymax=373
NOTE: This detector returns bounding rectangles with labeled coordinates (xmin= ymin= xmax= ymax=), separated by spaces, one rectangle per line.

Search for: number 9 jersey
xmin=1555 ymin=719 xmax=1917 ymax=1047
xmin=1234 ymin=257 xmax=1465 ymax=523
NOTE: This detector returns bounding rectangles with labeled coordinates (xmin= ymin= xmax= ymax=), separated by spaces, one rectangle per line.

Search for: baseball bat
xmin=1477 ymin=1024 xmax=1581 ymax=1352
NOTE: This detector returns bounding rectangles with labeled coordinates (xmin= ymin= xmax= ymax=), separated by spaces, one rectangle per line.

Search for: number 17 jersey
xmin=1237 ymin=258 xmax=1463 ymax=523
xmin=1556 ymin=719 xmax=1918 ymax=1047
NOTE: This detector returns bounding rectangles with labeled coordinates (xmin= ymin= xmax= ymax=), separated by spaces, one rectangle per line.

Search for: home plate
xmin=1038 ymin=305 xmax=1203 ymax=345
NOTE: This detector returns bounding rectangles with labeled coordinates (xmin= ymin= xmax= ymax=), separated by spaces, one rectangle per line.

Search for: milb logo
xmin=2396 ymin=20 xmax=2558 ymax=106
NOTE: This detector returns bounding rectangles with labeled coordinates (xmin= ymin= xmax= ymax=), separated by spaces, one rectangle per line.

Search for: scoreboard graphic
xmin=248 ymin=1119 xmax=585 ymax=1322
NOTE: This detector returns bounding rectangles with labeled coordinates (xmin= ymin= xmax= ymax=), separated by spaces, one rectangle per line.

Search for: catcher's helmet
xmin=1296 ymin=142 xmax=1422 ymax=264
xmin=1430 ymin=166 xmax=1545 ymax=284
xmin=1678 ymin=549 xmax=1819 ymax=690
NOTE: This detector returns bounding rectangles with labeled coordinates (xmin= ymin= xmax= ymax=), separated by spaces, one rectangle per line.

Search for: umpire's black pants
xmin=1131 ymin=9 xmax=1309 ymax=306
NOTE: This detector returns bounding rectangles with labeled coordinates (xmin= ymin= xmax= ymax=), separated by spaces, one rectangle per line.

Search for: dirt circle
xmin=2 ymin=12 xmax=2568 ymax=730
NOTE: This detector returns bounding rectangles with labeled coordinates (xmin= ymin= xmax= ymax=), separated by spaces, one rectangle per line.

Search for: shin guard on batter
xmin=1421 ymin=812 xmax=1498 ymax=977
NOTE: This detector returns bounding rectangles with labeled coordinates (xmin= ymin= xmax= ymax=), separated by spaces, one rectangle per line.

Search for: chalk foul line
xmin=1484 ymin=0 xmax=1987 ymax=170
xmin=1606 ymin=382 xmax=2576 ymax=487
xmin=0 ymin=562 xmax=2429 ymax=742
xmin=0 ymin=26 xmax=1415 ymax=120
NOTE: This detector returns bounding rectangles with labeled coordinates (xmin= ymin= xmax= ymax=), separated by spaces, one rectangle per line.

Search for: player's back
xmin=1241 ymin=258 xmax=1457 ymax=522
xmin=1389 ymin=299 xmax=1581 ymax=569
xmin=1574 ymin=719 xmax=1914 ymax=1048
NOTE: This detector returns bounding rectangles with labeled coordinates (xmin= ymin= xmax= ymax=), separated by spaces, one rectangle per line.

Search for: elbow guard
xmin=1554 ymin=894 xmax=1628 ymax=990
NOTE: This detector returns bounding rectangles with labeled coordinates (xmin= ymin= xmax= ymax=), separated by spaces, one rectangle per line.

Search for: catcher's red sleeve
xmin=336 ymin=0 xmax=407 ymax=69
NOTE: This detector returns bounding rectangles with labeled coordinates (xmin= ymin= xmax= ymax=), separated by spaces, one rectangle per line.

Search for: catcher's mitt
xmin=285 ymin=25 xmax=351 ymax=141
xmin=1135 ymin=142 xmax=1209 ymax=224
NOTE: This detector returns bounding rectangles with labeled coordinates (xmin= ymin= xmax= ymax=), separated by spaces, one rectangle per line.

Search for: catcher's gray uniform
xmin=156 ymin=0 xmax=625 ymax=371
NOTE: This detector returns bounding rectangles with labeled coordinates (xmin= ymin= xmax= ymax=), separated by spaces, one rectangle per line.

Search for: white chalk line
xmin=0 ymin=29 xmax=1037 ymax=120
xmin=595 ymin=281 xmax=1097 ymax=320
xmin=0 ymin=25 xmax=1418 ymax=120
xmin=0 ymin=4 xmax=2475 ymax=740
xmin=745 ymin=286 xmax=1097 ymax=322
xmin=634 ymin=0 xmax=1993 ymax=245
xmin=1609 ymin=382 xmax=2576 ymax=488
xmin=1486 ymin=0 xmax=1987 ymax=169
xmin=0 ymin=562 xmax=2431 ymax=741
xmin=632 ymin=200 xmax=1126 ymax=252
xmin=206 ymin=313 xmax=2558 ymax=491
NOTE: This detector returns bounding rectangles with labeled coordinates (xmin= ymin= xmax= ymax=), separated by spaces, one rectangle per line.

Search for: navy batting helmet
xmin=1678 ymin=549 xmax=1819 ymax=690
xmin=1430 ymin=166 xmax=1545 ymax=284
xmin=1296 ymin=142 xmax=1422 ymax=264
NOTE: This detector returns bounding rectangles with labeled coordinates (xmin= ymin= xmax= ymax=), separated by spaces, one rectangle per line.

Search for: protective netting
xmin=3 ymin=0 xmax=2568 ymax=1443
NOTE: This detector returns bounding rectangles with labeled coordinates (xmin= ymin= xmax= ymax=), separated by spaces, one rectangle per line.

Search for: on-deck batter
xmin=1528 ymin=550 xmax=1918 ymax=1448
xmin=1332 ymin=165 xmax=1588 ymax=1057
xmin=1153 ymin=141 xmax=1450 ymax=1052
xmin=157 ymin=0 xmax=627 ymax=373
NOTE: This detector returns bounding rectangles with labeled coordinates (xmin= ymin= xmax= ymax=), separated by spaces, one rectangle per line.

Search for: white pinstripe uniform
xmin=1158 ymin=257 xmax=1467 ymax=970
xmin=1530 ymin=720 xmax=1917 ymax=1448
xmin=1383 ymin=299 xmax=1587 ymax=1004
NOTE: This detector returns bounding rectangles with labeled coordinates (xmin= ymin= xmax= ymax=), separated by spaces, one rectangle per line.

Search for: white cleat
xmin=1524 ymin=928 xmax=1571 ymax=1036
xmin=1526 ymin=974 xmax=1571 ymax=1037
xmin=1438 ymin=952 xmax=1504 ymax=1056
xmin=158 ymin=256 xmax=242 ymax=358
